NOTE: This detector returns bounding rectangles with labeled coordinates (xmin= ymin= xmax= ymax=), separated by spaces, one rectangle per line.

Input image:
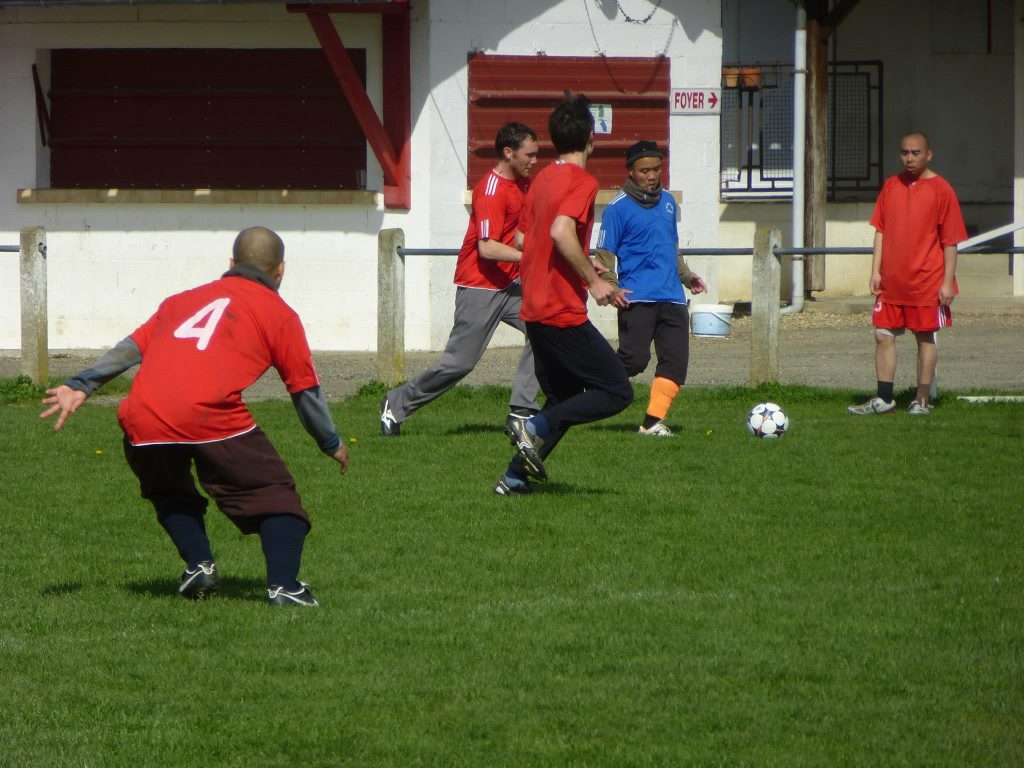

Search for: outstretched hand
xmin=40 ymin=385 xmax=88 ymax=431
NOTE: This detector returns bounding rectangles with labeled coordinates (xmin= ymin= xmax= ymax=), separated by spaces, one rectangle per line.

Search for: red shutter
xmin=49 ymin=49 xmax=367 ymax=189
xmin=467 ymin=53 xmax=669 ymax=188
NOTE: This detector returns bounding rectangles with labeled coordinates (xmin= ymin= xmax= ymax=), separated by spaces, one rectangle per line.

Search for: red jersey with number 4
xmin=118 ymin=274 xmax=319 ymax=445
xmin=519 ymin=161 xmax=599 ymax=327
xmin=453 ymin=170 xmax=528 ymax=290
xmin=870 ymin=173 xmax=967 ymax=306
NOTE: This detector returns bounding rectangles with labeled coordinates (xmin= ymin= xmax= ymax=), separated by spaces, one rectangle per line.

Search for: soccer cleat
xmin=505 ymin=421 xmax=547 ymax=481
xmin=179 ymin=560 xmax=219 ymax=600
xmin=267 ymin=582 xmax=319 ymax=607
xmin=907 ymin=399 xmax=933 ymax=415
xmin=379 ymin=397 xmax=401 ymax=437
xmin=847 ymin=397 xmax=896 ymax=415
xmin=504 ymin=412 xmax=533 ymax=447
xmin=493 ymin=477 xmax=533 ymax=496
xmin=638 ymin=421 xmax=674 ymax=437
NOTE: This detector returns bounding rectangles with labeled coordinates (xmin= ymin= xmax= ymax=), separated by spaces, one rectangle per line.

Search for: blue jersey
xmin=597 ymin=190 xmax=685 ymax=304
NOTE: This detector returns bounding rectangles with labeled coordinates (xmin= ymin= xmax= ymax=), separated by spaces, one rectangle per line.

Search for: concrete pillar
xmin=377 ymin=228 xmax=405 ymax=386
xmin=751 ymin=226 xmax=781 ymax=386
xmin=20 ymin=227 xmax=48 ymax=384
xmin=1015 ymin=0 xmax=1024 ymax=296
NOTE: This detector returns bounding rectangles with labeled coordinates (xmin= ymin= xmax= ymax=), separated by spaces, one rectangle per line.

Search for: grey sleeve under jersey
xmin=65 ymin=337 xmax=143 ymax=396
xmin=290 ymin=386 xmax=342 ymax=455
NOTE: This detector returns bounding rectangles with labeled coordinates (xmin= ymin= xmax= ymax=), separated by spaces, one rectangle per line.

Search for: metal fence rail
xmin=398 ymin=245 xmax=1024 ymax=258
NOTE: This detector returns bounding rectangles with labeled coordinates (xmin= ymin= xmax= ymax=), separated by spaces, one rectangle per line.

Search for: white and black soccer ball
xmin=747 ymin=402 xmax=789 ymax=439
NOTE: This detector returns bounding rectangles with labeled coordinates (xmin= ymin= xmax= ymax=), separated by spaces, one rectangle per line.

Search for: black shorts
xmin=616 ymin=301 xmax=690 ymax=384
xmin=123 ymin=427 xmax=308 ymax=534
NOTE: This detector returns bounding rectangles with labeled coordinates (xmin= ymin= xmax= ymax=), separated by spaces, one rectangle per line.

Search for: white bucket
xmin=690 ymin=303 xmax=734 ymax=337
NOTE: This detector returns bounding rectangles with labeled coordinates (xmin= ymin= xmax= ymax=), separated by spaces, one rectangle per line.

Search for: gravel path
xmin=7 ymin=308 xmax=1022 ymax=399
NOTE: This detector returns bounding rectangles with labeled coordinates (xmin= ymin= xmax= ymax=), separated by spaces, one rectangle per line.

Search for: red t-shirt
xmin=869 ymin=172 xmax=967 ymax=306
xmin=453 ymin=170 xmax=528 ymax=290
xmin=118 ymin=273 xmax=319 ymax=445
xmin=519 ymin=161 xmax=599 ymax=327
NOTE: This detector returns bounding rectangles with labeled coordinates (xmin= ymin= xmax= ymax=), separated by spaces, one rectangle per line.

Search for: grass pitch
xmin=3 ymin=382 xmax=1022 ymax=767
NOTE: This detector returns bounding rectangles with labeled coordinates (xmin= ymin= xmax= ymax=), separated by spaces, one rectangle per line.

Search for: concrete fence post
xmin=750 ymin=226 xmax=781 ymax=386
xmin=20 ymin=227 xmax=48 ymax=384
xmin=377 ymin=228 xmax=405 ymax=386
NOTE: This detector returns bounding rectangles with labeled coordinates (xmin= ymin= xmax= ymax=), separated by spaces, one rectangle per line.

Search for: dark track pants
xmin=521 ymin=319 xmax=633 ymax=462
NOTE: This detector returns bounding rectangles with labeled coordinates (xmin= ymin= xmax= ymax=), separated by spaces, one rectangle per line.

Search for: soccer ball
xmin=747 ymin=402 xmax=789 ymax=439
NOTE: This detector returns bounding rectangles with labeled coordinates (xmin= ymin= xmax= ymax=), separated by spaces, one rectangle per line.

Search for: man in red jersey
xmin=379 ymin=123 xmax=540 ymax=437
xmin=494 ymin=92 xmax=633 ymax=495
xmin=41 ymin=227 xmax=348 ymax=606
xmin=848 ymin=132 xmax=967 ymax=416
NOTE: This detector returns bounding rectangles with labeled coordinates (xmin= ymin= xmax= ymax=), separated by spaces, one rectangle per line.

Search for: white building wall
xmin=0 ymin=0 xmax=721 ymax=352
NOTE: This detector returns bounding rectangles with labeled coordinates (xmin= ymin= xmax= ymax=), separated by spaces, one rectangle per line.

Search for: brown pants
xmin=123 ymin=428 xmax=309 ymax=534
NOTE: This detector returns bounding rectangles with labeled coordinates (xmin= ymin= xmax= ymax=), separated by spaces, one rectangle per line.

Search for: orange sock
xmin=646 ymin=376 xmax=680 ymax=421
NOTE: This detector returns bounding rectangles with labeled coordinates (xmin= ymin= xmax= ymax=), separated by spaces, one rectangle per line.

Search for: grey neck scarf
xmin=623 ymin=177 xmax=662 ymax=208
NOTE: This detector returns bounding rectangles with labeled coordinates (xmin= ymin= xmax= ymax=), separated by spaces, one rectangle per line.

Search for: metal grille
xmin=720 ymin=61 xmax=882 ymax=198
xmin=828 ymin=71 xmax=871 ymax=181
xmin=762 ymin=75 xmax=794 ymax=179
xmin=719 ymin=88 xmax=741 ymax=183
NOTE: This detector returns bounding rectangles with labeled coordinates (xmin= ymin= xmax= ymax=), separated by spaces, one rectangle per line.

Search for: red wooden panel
xmin=467 ymin=53 xmax=670 ymax=189
xmin=49 ymin=49 xmax=367 ymax=189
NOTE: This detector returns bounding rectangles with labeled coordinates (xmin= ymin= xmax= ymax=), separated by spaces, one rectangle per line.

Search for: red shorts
xmin=872 ymin=301 xmax=952 ymax=333
xmin=123 ymin=427 xmax=309 ymax=534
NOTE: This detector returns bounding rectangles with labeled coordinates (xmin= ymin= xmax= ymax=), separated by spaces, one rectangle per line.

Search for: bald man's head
xmin=232 ymin=227 xmax=285 ymax=273
xmin=900 ymin=131 xmax=930 ymax=150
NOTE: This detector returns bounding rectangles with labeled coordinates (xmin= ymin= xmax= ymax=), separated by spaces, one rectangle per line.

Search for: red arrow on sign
xmin=709 ymin=92 xmax=718 ymax=109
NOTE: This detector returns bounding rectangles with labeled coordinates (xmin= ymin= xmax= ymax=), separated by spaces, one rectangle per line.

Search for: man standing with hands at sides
xmin=596 ymin=140 xmax=707 ymax=437
xmin=41 ymin=227 xmax=348 ymax=607
xmin=380 ymin=123 xmax=541 ymax=437
xmin=495 ymin=92 xmax=633 ymax=496
xmin=848 ymin=132 xmax=966 ymax=416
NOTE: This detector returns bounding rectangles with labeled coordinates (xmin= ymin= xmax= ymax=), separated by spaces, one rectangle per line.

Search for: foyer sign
xmin=671 ymin=89 xmax=721 ymax=115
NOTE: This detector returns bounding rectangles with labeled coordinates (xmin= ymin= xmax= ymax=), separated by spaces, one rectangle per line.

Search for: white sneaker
xmin=907 ymin=400 xmax=933 ymax=415
xmin=639 ymin=421 xmax=674 ymax=437
xmin=847 ymin=397 xmax=896 ymax=415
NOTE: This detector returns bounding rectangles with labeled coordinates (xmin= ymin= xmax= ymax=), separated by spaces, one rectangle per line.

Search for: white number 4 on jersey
xmin=173 ymin=298 xmax=231 ymax=351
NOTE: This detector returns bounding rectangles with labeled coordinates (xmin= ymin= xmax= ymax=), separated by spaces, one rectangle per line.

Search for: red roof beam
xmin=304 ymin=9 xmax=400 ymax=187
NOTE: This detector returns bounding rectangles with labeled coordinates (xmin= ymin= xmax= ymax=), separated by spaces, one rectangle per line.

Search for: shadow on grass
xmin=123 ymin=575 xmax=265 ymax=603
xmin=41 ymin=581 xmax=85 ymax=596
xmin=523 ymin=482 xmax=612 ymax=498
xmin=446 ymin=422 xmax=505 ymax=436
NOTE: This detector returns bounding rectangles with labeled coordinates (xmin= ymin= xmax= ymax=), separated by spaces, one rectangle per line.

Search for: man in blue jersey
xmin=596 ymin=141 xmax=706 ymax=437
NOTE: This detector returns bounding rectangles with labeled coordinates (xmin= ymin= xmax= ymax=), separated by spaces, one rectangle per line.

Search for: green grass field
xmin=2 ymin=380 xmax=1022 ymax=767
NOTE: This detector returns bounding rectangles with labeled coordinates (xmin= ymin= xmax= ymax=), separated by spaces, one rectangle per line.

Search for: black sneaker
xmin=267 ymin=582 xmax=319 ymax=607
xmin=379 ymin=397 xmax=401 ymax=437
xmin=494 ymin=477 xmax=533 ymax=496
xmin=504 ymin=420 xmax=547 ymax=481
xmin=179 ymin=561 xmax=218 ymax=600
